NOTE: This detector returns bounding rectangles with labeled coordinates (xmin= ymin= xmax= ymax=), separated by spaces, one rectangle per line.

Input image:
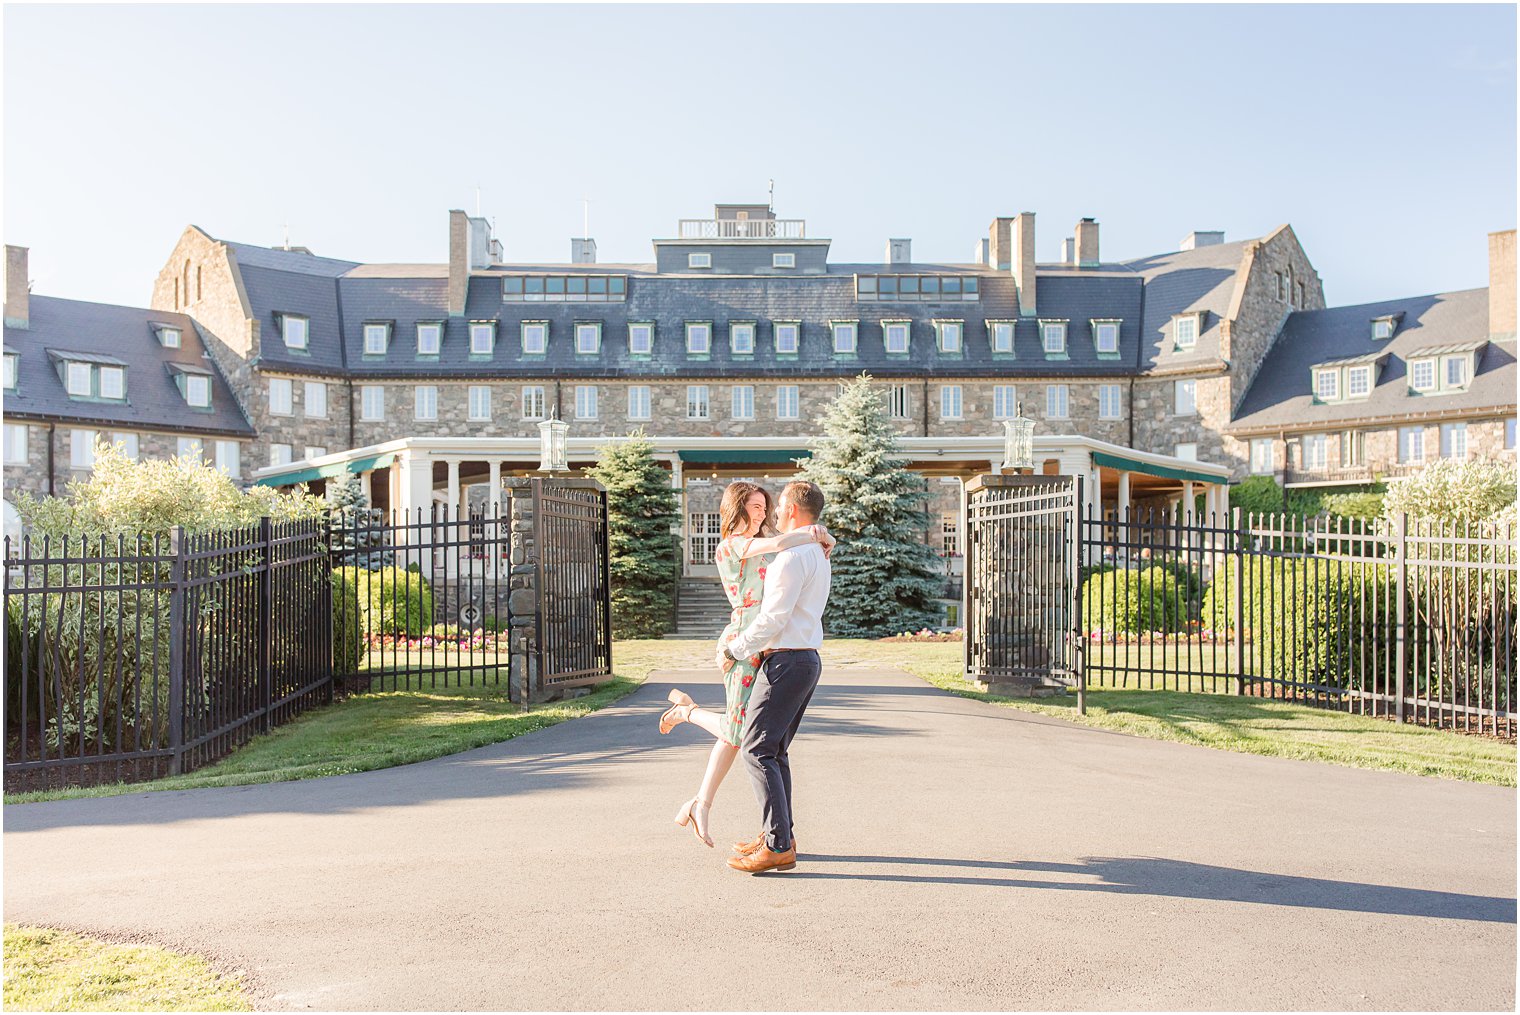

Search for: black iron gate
xmin=963 ymin=474 xmax=1085 ymax=709
xmin=532 ymin=478 xmax=613 ymax=690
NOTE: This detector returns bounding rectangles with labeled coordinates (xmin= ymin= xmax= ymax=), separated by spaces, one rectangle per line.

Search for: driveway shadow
xmin=786 ymin=854 xmax=1517 ymax=924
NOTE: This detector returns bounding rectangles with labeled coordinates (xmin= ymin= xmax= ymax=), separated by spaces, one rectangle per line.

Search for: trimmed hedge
xmin=335 ymin=565 xmax=435 ymax=638
xmin=330 ymin=569 xmax=364 ymax=674
xmin=1080 ymin=565 xmax=1188 ymax=634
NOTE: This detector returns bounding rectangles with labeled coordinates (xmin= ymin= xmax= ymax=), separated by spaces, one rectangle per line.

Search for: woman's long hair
xmin=718 ymin=481 xmax=777 ymax=540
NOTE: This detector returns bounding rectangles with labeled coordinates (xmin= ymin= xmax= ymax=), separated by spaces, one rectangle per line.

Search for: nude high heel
xmin=658 ymin=689 xmax=697 ymax=735
xmin=674 ymin=796 xmax=714 ymax=847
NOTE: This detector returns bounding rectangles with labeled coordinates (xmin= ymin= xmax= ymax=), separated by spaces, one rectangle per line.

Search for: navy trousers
xmin=740 ymin=648 xmax=822 ymax=853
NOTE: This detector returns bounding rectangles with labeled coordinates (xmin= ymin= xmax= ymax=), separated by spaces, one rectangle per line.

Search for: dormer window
xmin=363 ymin=323 xmax=390 ymax=355
xmin=988 ymin=320 xmax=1015 ymax=355
xmin=156 ymin=326 xmax=182 ymax=348
xmin=1173 ymin=314 xmax=1199 ymax=350
xmin=54 ymin=353 xmax=128 ymax=402
xmin=1410 ymin=359 xmax=1436 ymax=392
xmin=575 ymin=322 xmax=601 ymax=355
xmin=521 ymin=321 xmax=548 ymax=355
xmin=1372 ymin=318 xmax=1396 ymax=340
xmin=168 ymin=363 xmax=213 ymax=409
xmin=98 ymin=366 xmax=125 ymax=400
xmin=1314 ymin=368 xmax=1340 ymax=401
xmin=629 ymin=322 xmax=653 ymax=356
xmin=470 ymin=321 xmax=496 ymax=355
xmin=773 ymin=253 xmax=795 ymax=269
xmin=1040 ymin=320 xmax=1068 ymax=356
xmin=883 ymin=321 xmax=910 ymax=354
xmin=935 ymin=320 xmax=963 ymax=354
xmin=65 ymin=361 xmax=91 ymax=396
xmin=1092 ymin=319 xmax=1121 ymax=355
xmin=280 ymin=314 xmax=309 ymax=350
xmin=730 ymin=322 xmax=755 ymax=355
xmin=774 ymin=322 xmax=800 ymax=355
xmin=832 ymin=321 xmax=858 ymax=354
xmin=1347 ymin=365 xmax=1372 ymax=398
xmin=1407 ymin=342 xmax=1483 ymax=395
xmin=688 ymin=252 xmax=712 ymax=269
xmin=1444 ymin=355 xmax=1468 ymax=388
xmin=416 ymin=322 xmax=442 ymax=356
xmin=686 ymin=322 xmax=712 ymax=355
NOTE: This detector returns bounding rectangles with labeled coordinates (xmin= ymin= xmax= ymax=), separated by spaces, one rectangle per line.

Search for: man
xmin=717 ymin=480 xmax=832 ymax=874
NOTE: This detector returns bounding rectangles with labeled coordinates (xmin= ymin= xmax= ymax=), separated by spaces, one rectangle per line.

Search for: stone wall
xmin=2 ymin=423 xmax=248 ymax=496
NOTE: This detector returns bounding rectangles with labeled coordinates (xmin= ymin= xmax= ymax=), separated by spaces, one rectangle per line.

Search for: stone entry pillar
xmin=503 ymin=477 xmax=538 ymax=703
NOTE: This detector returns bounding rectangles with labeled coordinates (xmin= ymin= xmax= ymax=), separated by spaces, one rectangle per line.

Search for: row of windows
xmin=10 ymin=354 xmax=213 ymax=410
xmin=268 ymin=378 xmax=328 ymax=418
xmin=1 ymin=425 xmax=239 ymax=475
xmin=345 ymin=318 xmax=1125 ymax=359
xmin=1312 ymin=352 xmax=1473 ymax=403
xmin=1249 ymin=418 xmax=1518 ymax=473
xmin=502 ymin=275 xmax=628 ymax=301
xmin=346 ymin=382 xmax=1132 ymax=424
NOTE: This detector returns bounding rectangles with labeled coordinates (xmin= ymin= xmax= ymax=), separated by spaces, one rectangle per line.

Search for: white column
xmin=395 ymin=450 xmax=433 ymax=573
xmin=486 ymin=460 xmax=502 ymax=579
xmin=1117 ymin=471 xmax=1132 ymax=521
xmin=487 ymin=460 xmax=502 ymax=516
xmin=1182 ymin=480 xmax=1196 ymax=561
xmin=668 ymin=457 xmax=686 ymax=578
xmin=445 ymin=460 xmax=461 ymax=579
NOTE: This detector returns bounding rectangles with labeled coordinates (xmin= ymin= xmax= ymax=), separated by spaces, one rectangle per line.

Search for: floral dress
xmin=714 ymin=536 xmax=775 ymax=747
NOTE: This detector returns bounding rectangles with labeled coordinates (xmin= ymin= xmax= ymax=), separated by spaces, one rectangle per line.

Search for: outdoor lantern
xmin=537 ymin=410 xmax=569 ymax=473
xmin=1002 ymin=404 xmax=1035 ymax=473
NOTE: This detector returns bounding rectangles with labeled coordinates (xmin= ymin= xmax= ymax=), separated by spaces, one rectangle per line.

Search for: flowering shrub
xmin=879 ymin=628 xmax=964 ymax=643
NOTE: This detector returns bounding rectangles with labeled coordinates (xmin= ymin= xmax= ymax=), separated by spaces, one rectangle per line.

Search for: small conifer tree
xmin=584 ymin=429 xmax=681 ymax=638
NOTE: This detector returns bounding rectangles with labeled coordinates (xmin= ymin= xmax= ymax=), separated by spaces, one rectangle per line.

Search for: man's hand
xmin=715 ymin=644 xmax=731 ymax=670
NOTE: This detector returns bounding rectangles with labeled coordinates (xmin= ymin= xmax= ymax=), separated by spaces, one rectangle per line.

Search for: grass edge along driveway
xmin=5 ymin=639 xmax=708 ymax=805
xmin=817 ymin=640 xmax=1516 ymax=787
xmin=2 ymin=923 xmax=252 ymax=1012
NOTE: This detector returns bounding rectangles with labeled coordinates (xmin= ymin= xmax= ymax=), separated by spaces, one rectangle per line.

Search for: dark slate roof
xmin=1230 ymin=288 xmax=1515 ymax=431
xmin=2 ymin=296 xmax=254 ymax=436
xmin=1118 ymin=238 xmax=1255 ymax=371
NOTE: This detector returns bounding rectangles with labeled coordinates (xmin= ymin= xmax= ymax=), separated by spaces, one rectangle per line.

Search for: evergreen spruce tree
xmin=794 ymin=374 xmax=945 ymax=636
xmin=584 ymin=429 xmax=681 ymax=638
xmin=329 ymin=472 xmax=389 ymax=568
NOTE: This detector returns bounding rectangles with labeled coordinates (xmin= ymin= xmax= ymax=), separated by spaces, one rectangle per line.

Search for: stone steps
xmin=667 ymin=579 xmax=731 ymax=639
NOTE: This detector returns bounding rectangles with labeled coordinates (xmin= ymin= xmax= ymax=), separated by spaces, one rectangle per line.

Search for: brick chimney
xmin=988 ymin=217 xmax=1014 ymax=271
xmin=447 ymin=210 xmax=468 ymax=317
xmin=1489 ymin=229 xmax=1516 ymax=340
xmin=886 ymin=238 xmax=911 ymax=265
xmin=4 ymin=245 xmax=28 ymax=329
xmin=1074 ymin=218 xmax=1099 ymax=268
xmin=1013 ymin=212 xmax=1036 ymax=316
xmin=572 ymin=238 xmax=597 ymax=264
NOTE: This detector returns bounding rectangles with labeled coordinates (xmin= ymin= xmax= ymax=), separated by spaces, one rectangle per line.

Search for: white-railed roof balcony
xmin=677 ymin=218 xmax=806 ymax=239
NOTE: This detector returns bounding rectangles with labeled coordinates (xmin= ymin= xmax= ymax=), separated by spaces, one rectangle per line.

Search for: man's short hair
xmin=783 ymin=480 xmax=825 ymax=521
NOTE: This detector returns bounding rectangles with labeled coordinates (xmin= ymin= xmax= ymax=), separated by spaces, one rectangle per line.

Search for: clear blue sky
xmin=5 ymin=4 xmax=1515 ymax=308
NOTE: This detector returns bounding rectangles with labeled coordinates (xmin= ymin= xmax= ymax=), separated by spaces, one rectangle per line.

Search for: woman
xmin=657 ymin=480 xmax=834 ymax=847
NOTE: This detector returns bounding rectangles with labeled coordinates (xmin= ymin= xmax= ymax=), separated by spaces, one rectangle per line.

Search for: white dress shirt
xmin=726 ymin=541 xmax=831 ymax=659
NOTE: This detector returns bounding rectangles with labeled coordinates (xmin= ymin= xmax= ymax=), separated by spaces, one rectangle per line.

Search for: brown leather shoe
xmin=727 ymin=845 xmax=797 ymax=874
xmin=732 ymin=833 xmax=800 ymax=857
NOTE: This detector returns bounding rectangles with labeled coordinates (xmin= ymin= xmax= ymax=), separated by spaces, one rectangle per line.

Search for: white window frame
xmin=214 ymin=440 xmax=240 ymax=478
xmin=1173 ymin=315 xmax=1198 ymax=350
xmin=1174 ymin=379 xmax=1198 ymax=416
xmin=1398 ymin=426 xmax=1425 ymax=463
xmin=1372 ymin=319 xmax=1394 ymax=340
xmin=886 ymin=384 xmax=911 ymax=419
xmin=1410 ymin=359 xmax=1436 ymax=392
xmin=363 ymin=323 xmax=390 ymax=355
xmin=629 ymin=323 xmax=653 ymax=356
xmin=940 ymin=384 xmax=963 ymax=420
xmin=776 ymin=385 xmax=799 ymax=420
xmin=3 ymin=423 xmax=28 ymax=466
xmin=1507 ymin=417 xmax=1517 ymax=451
xmin=360 ymin=385 xmax=385 ymax=421
xmin=831 ymin=322 xmax=857 ymax=354
xmin=521 ymin=322 xmax=548 ymax=355
xmin=731 ymin=385 xmax=755 ymax=420
xmin=1302 ymin=434 xmax=1328 ymax=469
xmin=575 ymin=322 xmax=601 ymax=355
xmin=1347 ymin=365 xmax=1371 ymax=398
xmin=416 ymin=322 xmax=443 ymax=356
xmin=730 ymin=322 xmax=756 ymax=355
xmin=1342 ymin=430 xmax=1365 ymax=467
xmin=772 ymin=252 xmax=796 ymax=269
xmin=269 ymin=377 xmax=294 ymax=416
xmin=1314 ymin=369 xmax=1340 ymax=401
xmin=65 ymin=361 xmax=92 ymax=397
xmin=521 ymin=385 xmax=546 ymax=420
xmin=468 ymin=385 xmax=492 ymax=421
xmin=281 ymin=314 xmax=309 ymax=350
xmin=157 ymin=327 xmax=181 ymax=348
xmin=1443 ymin=355 xmax=1469 ymax=388
xmin=1250 ymin=438 xmax=1274 ymax=474
xmin=627 ymin=386 xmax=651 ymax=421
xmin=1041 ymin=321 xmax=1067 ymax=355
xmin=685 ymin=322 xmax=712 ymax=355
xmin=936 ymin=321 xmax=963 ymax=354
xmin=98 ymin=366 xmax=125 ymax=400
xmin=687 ymin=385 xmax=710 ymax=420
xmin=687 ymin=252 xmax=712 ymax=269
xmin=992 ymin=385 xmax=1017 ymax=420
xmin=1093 ymin=320 xmax=1120 ymax=355
xmin=303 ymin=380 xmax=327 ymax=419
xmin=470 ymin=322 xmax=496 ymax=355
xmin=1046 ymin=384 xmax=1069 ymax=420
xmin=270 ymin=443 xmax=293 ymax=467
xmin=414 ymin=385 xmax=438 ymax=421
xmin=575 ymin=385 xmax=598 ymax=420
xmin=1440 ymin=422 xmax=1468 ymax=460
xmin=185 ymin=374 xmax=211 ymax=408
xmin=110 ymin=431 xmax=139 ymax=461
xmin=774 ymin=322 xmax=800 ymax=355
xmin=1098 ymin=384 xmax=1122 ymax=420
xmin=883 ymin=321 xmax=910 ymax=354
xmin=989 ymin=320 xmax=1015 ymax=355
xmin=2 ymin=352 xmax=15 ymax=390
xmin=304 ymin=446 xmax=327 ymax=462
xmin=177 ymin=437 xmax=204 ymax=462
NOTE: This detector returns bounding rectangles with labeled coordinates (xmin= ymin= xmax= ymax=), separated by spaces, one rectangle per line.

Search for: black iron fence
xmin=5 ymin=483 xmax=614 ymax=791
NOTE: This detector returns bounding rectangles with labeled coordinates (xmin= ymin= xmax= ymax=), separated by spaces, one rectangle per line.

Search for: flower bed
xmin=879 ymin=628 xmax=965 ymax=643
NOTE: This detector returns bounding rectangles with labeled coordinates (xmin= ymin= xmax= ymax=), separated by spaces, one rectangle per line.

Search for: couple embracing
xmin=658 ymin=479 xmax=833 ymax=875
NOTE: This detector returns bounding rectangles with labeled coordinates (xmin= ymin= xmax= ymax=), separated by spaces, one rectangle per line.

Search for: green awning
xmin=253 ymin=452 xmax=395 ymax=487
xmin=677 ymin=450 xmax=812 ymax=465
xmin=1091 ymin=450 xmax=1222 ymax=486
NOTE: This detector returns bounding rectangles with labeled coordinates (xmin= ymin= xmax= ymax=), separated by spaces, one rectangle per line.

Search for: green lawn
xmin=5 ymin=640 xmax=701 ymax=805
xmin=2 ymin=924 xmax=251 ymax=1012
xmin=818 ymin=639 xmax=1517 ymax=787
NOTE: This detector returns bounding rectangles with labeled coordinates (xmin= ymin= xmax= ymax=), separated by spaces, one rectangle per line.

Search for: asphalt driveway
xmin=4 ymin=665 xmax=1514 ymax=1010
